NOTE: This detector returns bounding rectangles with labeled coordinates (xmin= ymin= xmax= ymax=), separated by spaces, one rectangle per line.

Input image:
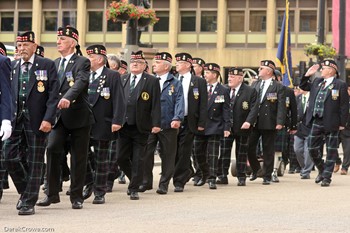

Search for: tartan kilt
xmin=274 ymin=128 xmax=288 ymax=152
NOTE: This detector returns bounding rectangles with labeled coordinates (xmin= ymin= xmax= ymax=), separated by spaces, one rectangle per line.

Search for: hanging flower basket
xmin=116 ymin=12 xmax=131 ymax=22
xmin=304 ymin=43 xmax=337 ymax=60
xmin=106 ymin=0 xmax=138 ymax=23
xmin=135 ymin=7 xmax=159 ymax=26
xmin=138 ymin=17 xmax=151 ymax=27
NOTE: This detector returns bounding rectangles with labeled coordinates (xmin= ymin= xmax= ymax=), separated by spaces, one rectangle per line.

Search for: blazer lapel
xmin=261 ymin=80 xmax=274 ymax=103
xmin=136 ymin=73 xmax=147 ymax=99
xmin=162 ymin=73 xmax=173 ymax=93
xmin=27 ymin=56 xmax=39 ymax=98
xmin=233 ymin=84 xmax=244 ymax=108
xmin=208 ymin=84 xmax=218 ymax=108
xmin=12 ymin=60 xmax=21 ymax=99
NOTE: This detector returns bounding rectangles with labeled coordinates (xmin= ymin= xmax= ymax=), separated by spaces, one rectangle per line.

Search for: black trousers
xmin=46 ymin=121 xmax=91 ymax=203
xmin=143 ymin=128 xmax=178 ymax=190
xmin=247 ymin=128 xmax=277 ymax=180
xmin=173 ymin=119 xmax=194 ymax=188
xmin=117 ymin=124 xmax=149 ymax=192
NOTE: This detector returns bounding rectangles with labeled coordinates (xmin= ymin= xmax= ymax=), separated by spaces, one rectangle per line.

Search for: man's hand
xmin=224 ymin=131 xmax=230 ymax=138
xmin=198 ymin=127 xmax=204 ymax=131
xmin=339 ymin=126 xmax=345 ymax=131
xmin=276 ymin=124 xmax=283 ymax=130
xmin=39 ymin=121 xmax=52 ymax=133
xmin=241 ymin=122 xmax=251 ymax=129
xmin=151 ymin=127 xmax=161 ymax=134
xmin=57 ymin=98 xmax=70 ymax=109
xmin=171 ymin=120 xmax=181 ymax=129
xmin=112 ymin=124 xmax=122 ymax=132
xmin=305 ymin=64 xmax=320 ymax=77
xmin=0 ymin=120 xmax=12 ymax=141
xmin=289 ymin=129 xmax=297 ymax=135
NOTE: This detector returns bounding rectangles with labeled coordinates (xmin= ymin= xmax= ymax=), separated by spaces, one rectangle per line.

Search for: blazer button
xmin=59 ymin=93 xmax=62 ymax=95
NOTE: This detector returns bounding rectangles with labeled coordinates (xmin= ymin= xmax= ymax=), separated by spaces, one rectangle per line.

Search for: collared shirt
xmin=180 ymin=71 xmax=191 ymax=116
xmin=60 ymin=53 xmax=74 ymax=70
xmin=323 ymin=77 xmax=335 ymax=89
xmin=20 ymin=54 xmax=35 ymax=71
xmin=231 ymin=83 xmax=242 ymax=99
xmin=158 ymin=73 xmax=168 ymax=90
xmin=207 ymin=82 xmax=218 ymax=94
xmin=260 ymin=77 xmax=273 ymax=101
xmin=130 ymin=72 xmax=142 ymax=87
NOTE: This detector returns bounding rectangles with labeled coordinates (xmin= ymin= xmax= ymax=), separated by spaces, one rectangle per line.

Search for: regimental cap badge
xmin=57 ymin=25 xmax=79 ymax=42
xmin=260 ymin=60 xmax=276 ymax=70
xmin=175 ymin=53 xmax=192 ymax=63
xmin=321 ymin=59 xmax=338 ymax=71
xmin=35 ymin=45 xmax=45 ymax=57
xmin=16 ymin=31 xmax=35 ymax=43
xmin=204 ymin=63 xmax=221 ymax=73
xmin=154 ymin=52 xmax=172 ymax=63
xmin=86 ymin=44 xmax=107 ymax=56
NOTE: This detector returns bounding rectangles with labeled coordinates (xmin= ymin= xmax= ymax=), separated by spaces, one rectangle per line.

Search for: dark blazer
xmin=295 ymin=94 xmax=311 ymax=138
xmin=54 ymin=54 xmax=95 ymax=129
xmin=205 ymin=83 xmax=231 ymax=135
xmin=185 ymin=74 xmax=208 ymax=134
xmin=11 ymin=55 xmax=59 ymax=136
xmin=231 ymin=83 xmax=259 ymax=136
xmin=284 ymin=86 xmax=298 ymax=130
xmin=0 ymin=54 xmax=12 ymax=121
xmin=89 ymin=67 xmax=125 ymax=141
xmin=251 ymin=78 xmax=286 ymax=130
xmin=300 ymin=75 xmax=349 ymax=131
xmin=121 ymin=72 xmax=161 ymax=134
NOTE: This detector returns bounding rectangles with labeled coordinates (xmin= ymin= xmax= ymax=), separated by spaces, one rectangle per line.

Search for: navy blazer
xmin=205 ymin=83 xmax=231 ymax=135
xmin=284 ymin=86 xmax=298 ymax=130
xmin=251 ymin=79 xmax=286 ymax=130
xmin=11 ymin=55 xmax=59 ymax=136
xmin=89 ymin=67 xmax=125 ymax=141
xmin=0 ymin=54 xmax=12 ymax=122
xmin=231 ymin=83 xmax=259 ymax=136
xmin=121 ymin=72 xmax=161 ymax=134
xmin=54 ymin=54 xmax=95 ymax=129
xmin=300 ymin=75 xmax=349 ymax=131
xmin=159 ymin=73 xmax=184 ymax=129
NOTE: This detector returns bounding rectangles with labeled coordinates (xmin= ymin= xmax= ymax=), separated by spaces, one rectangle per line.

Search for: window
xmin=300 ymin=11 xmax=317 ymax=32
xmin=180 ymin=11 xmax=196 ymax=32
xmin=249 ymin=11 xmax=266 ymax=32
xmin=153 ymin=11 xmax=169 ymax=32
xmin=228 ymin=11 xmax=245 ymax=32
xmin=107 ymin=21 xmax=122 ymax=32
xmin=1 ymin=12 xmax=14 ymax=31
xmin=277 ymin=10 xmax=295 ymax=32
xmin=63 ymin=11 xmax=76 ymax=27
xmin=18 ymin=12 xmax=32 ymax=31
xmin=43 ymin=11 xmax=57 ymax=31
xmin=201 ymin=11 xmax=217 ymax=32
xmin=88 ymin=11 xmax=103 ymax=32
xmin=328 ymin=10 xmax=332 ymax=32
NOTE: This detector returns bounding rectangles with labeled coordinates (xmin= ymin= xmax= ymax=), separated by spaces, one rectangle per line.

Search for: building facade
xmin=0 ymin=0 xmax=338 ymax=72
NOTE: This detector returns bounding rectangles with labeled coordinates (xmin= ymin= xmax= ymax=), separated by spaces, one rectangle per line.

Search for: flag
xmin=276 ymin=0 xmax=293 ymax=88
xmin=332 ymin=0 xmax=350 ymax=57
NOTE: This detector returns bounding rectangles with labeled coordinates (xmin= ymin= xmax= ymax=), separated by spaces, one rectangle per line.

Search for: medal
xmin=37 ymin=81 xmax=45 ymax=92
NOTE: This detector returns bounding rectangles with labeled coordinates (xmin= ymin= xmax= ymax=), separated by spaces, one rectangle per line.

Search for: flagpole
xmin=337 ymin=0 xmax=346 ymax=81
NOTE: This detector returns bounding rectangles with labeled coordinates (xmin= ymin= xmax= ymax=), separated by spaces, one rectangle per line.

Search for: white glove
xmin=0 ymin=119 xmax=12 ymax=141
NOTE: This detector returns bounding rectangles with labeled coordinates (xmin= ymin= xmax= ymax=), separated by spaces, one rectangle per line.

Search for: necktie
xmin=130 ymin=75 xmax=136 ymax=93
xmin=321 ymin=80 xmax=326 ymax=90
xmin=302 ymin=95 xmax=307 ymax=113
xmin=90 ymin=71 xmax=97 ymax=83
xmin=259 ymin=81 xmax=265 ymax=103
xmin=180 ymin=75 xmax=184 ymax=83
xmin=58 ymin=58 xmax=66 ymax=82
xmin=230 ymin=88 xmax=236 ymax=105
xmin=208 ymin=84 xmax=213 ymax=100
xmin=22 ymin=62 xmax=29 ymax=75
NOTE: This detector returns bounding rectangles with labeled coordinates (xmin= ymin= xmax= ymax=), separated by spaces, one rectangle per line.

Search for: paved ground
xmin=0 ymin=158 xmax=349 ymax=233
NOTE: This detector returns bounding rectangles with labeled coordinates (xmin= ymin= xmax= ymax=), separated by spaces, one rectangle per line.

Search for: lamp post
xmin=337 ymin=0 xmax=347 ymax=82
xmin=124 ymin=0 xmax=139 ymax=63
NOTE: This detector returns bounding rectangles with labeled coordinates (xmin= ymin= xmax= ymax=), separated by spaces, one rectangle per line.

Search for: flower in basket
xmin=136 ymin=7 xmax=159 ymax=26
xmin=106 ymin=0 xmax=138 ymax=22
xmin=304 ymin=43 xmax=337 ymax=59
